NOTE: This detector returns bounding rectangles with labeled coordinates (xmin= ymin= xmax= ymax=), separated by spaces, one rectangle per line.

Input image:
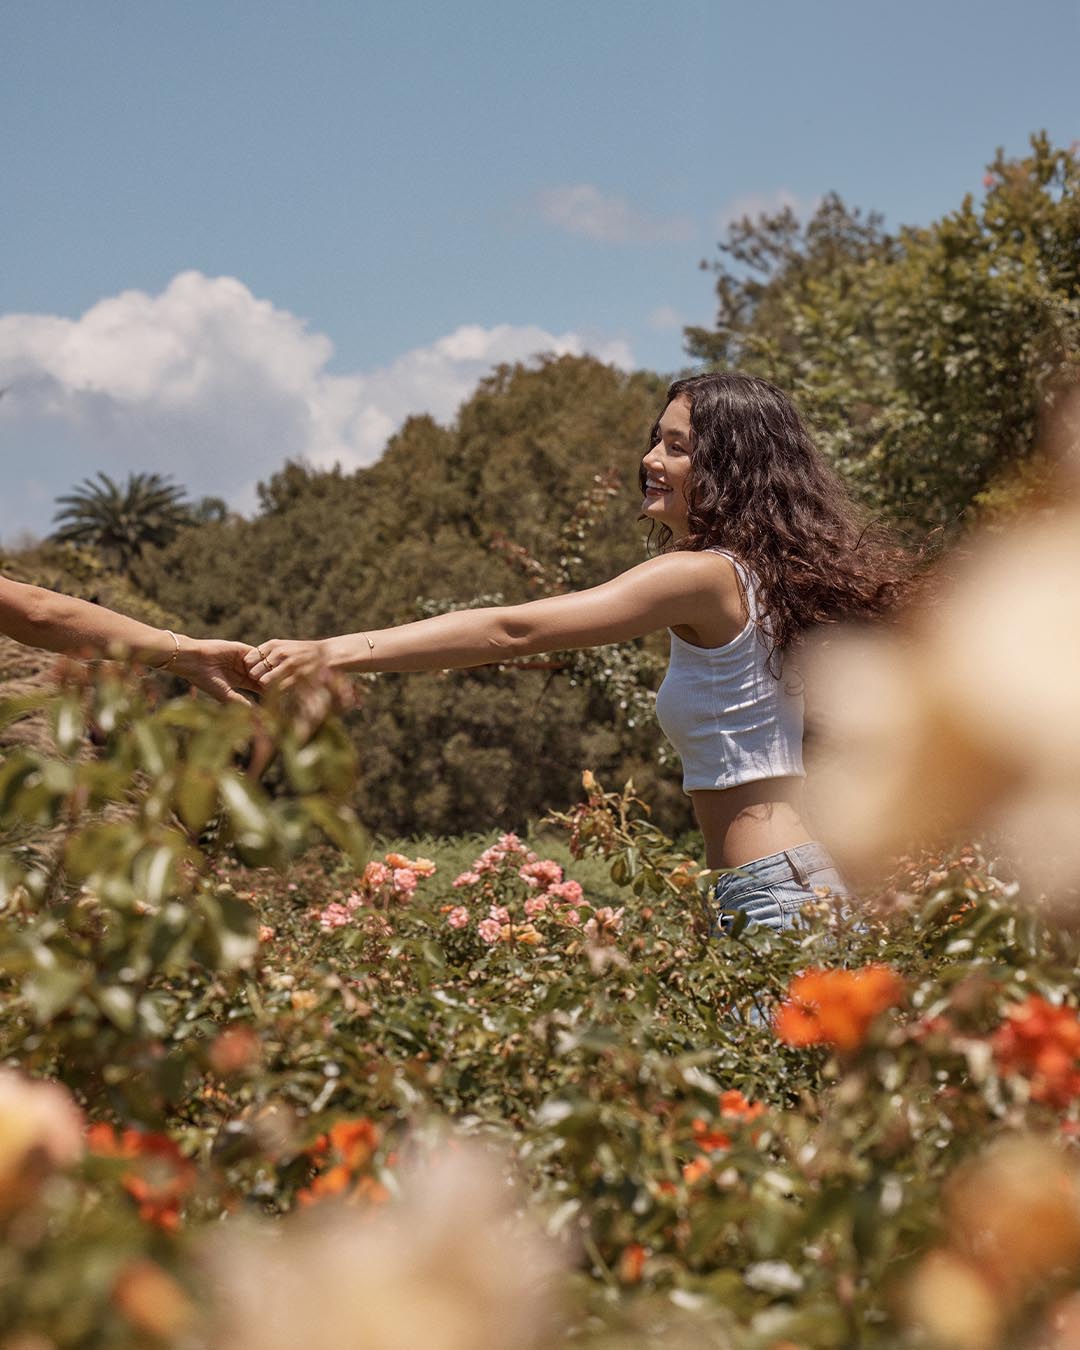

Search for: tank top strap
xmin=703 ymin=547 xmax=757 ymax=614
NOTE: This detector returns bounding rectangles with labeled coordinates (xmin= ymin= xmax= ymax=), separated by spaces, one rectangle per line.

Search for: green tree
xmin=687 ymin=133 xmax=1080 ymax=529
xmin=51 ymin=471 xmax=194 ymax=576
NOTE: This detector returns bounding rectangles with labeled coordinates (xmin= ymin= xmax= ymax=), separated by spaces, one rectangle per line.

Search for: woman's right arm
xmin=246 ymin=550 xmax=745 ymax=690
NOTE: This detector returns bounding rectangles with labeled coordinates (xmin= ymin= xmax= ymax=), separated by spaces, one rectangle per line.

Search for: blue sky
xmin=1 ymin=0 xmax=1077 ymax=543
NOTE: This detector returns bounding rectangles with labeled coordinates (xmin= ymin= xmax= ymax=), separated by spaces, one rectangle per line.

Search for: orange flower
xmin=719 ymin=1089 xmax=765 ymax=1122
xmin=208 ymin=1025 xmax=261 ymax=1077
xmin=682 ymin=1157 xmax=711 ymax=1185
xmin=299 ymin=1118 xmax=383 ymax=1207
xmin=86 ymin=1121 xmax=121 ymax=1154
xmin=297 ymin=1164 xmax=389 ymax=1209
xmin=308 ymin=1118 xmax=379 ymax=1168
xmin=992 ymin=996 xmax=1080 ymax=1107
xmin=329 ymin=1118 xmax=378 ymax=1168
xmin=774 ymin=965 xmax=905 ymax=1052
xmin=691 ymin=1118 xmax=732 ymax=1153
xmin=298 ymin=1163 xmax=353 ymax=1206
xmin=618 ymin=1243 xmax=647 ymax=1284
xmin=88 ymin=1125 xmax=196 ymax=1231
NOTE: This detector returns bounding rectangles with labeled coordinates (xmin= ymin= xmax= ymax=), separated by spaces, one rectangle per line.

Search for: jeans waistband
xmin=722 ymin=841 xmax=838 ymax=888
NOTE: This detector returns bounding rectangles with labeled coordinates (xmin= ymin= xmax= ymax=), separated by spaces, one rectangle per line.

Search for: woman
xmin=245 ymin=373 xmax=918 ymax=932
xmin=0 ymin=573 xmax=256 ymax=704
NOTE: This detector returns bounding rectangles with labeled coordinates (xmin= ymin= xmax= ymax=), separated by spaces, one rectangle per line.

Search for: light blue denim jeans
xmin=710 ymin=841 xmax=850 ymax=937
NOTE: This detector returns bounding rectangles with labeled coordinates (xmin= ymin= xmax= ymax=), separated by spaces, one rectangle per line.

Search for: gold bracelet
xmin=153 ymin=630 xmax=181 ymax=669
xmin=363 ymin=632 xmax=375 ymax=653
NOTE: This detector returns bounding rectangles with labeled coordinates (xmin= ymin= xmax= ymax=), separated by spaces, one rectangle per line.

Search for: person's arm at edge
xmin=0 ymin=574 xmax=257 ymax=703
xmin=247 ymin=552 xmax=744 ymax=689
xmin=2 ymin=574 xmax=181 ymax=664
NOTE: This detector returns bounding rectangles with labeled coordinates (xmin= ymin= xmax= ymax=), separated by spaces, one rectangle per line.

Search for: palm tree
xmin=51 ymin=471 xmax=194 ymax=575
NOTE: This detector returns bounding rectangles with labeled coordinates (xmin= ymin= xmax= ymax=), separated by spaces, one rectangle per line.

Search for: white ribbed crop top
xmin=654 ymin=549 xmax=805 ymax=794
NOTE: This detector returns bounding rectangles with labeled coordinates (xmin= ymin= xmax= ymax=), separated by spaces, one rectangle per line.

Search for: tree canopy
xmin=686 ymin=133 xmax=1080 ymax=528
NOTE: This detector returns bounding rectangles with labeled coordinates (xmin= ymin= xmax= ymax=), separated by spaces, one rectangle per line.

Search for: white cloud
xmin=0 ymin=272 xmax=634 ymax=525
xmin=536 ymin=184 xmax=695 ymax=245
xmin=713 ymin=189 xmax=822 ymax=233
xmin=647 ymin=305 xmax=682 ymax=332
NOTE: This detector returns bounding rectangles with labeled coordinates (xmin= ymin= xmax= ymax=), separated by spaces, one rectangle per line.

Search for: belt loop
xmin=784 ymin=849 xmax=811 ymax=887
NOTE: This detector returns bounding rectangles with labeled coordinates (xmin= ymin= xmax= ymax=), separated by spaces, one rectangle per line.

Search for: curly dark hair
xmin=638 ymin=371 xmax=925 ymax=670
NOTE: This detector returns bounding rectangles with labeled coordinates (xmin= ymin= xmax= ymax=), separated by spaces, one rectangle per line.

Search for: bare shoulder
xmin=637 ymin=548 xmax=743 ymax=598
xmin=630 ymin=550 xmax=747 ymax=646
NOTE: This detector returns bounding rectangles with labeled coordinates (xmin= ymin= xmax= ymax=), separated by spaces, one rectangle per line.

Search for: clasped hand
xmin=164 ymin=637 xmax=330 ymax=703
xmin=244 ymin=639 xmax=330 ymax=692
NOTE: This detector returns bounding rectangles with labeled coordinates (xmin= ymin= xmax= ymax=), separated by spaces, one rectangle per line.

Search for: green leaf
xmin=25 ymin=966 xmax=86 ymax=1023
xmin=95 ymin=984 xmax=137 ymax=1032
xmin=302 ymin=797 xmax=371 ymax=866
xmin=175 ymin=764 xmax=218 ymax=834
xmin=50 ymin=695 xmax=85 ymax=757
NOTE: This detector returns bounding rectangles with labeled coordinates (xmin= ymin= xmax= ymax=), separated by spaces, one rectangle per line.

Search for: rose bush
xmin=5 ymin=672 xmax=1080 ymax=1345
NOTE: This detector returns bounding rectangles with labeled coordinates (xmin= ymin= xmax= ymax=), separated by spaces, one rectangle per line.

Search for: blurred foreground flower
xmin=206 ymin=1141 xmax=565 ymax=1350
xmin=0 ymin=1069 xmax=83 ymax=1215
xmin=905 ymin=1135 xmax=1080 ymax=1347
xmin=112 ymin=1259 xmax=196 ymax=1341
xmin=808 ymin=391 xmax=1080 ymax=896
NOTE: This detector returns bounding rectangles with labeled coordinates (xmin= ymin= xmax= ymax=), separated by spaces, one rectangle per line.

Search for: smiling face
xmin=640 ymin=394 xmax=693 ymax=536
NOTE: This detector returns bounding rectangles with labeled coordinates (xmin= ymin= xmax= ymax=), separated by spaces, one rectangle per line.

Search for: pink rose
xmin=548 ymin=880 xmax=583 ymax=906
xmin=488 ymin=905 xmax=510 ymax=924
xmin=363 ymin=861 xmax=390 ymax=889
xmin=392 ymin=868 xmax=418 ymax=896
xmin=447 ymin=906 xmax=469 ymax=929
xmin=518 ymin=860 xmax=564 ymax=890
xmin=584 ymin=906 xmax=625 ymax=943
xmin=318 ymin=903 xmax=352 ymax=930
xmin=477 ymin=918 xmax=502 ymax=944
xmin=453 ymin=871 xmax=481 ymax=889
xmin=524 ymin=895 xmax=549 ymax=918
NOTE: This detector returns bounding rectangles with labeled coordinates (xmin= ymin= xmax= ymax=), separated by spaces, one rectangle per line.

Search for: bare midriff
xmin=690 ymin=776 xmax=815 ymax=870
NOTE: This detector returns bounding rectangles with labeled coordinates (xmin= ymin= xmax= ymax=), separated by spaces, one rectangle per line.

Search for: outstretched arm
xmin=246 ymin=550 xmax=744 ymax=690
xmin=0 ymin=574 xmax=257 ymax=704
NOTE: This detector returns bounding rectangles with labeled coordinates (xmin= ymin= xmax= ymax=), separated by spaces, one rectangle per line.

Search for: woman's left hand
xmin=244 ymin=639 xmax=330 ymax=691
